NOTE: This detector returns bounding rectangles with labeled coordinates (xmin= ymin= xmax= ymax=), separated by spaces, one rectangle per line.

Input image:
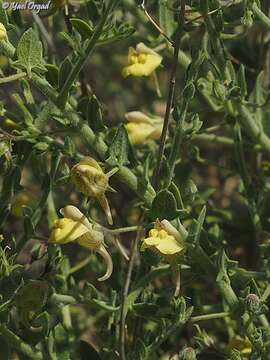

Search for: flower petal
xmin=122 ymin=53 xmax=161 ymax=77
xmin=49 ymin=218 xmax=89 ymax=244
xmin=125 ymin=122 xmax=155 ymax=145
xmin=142 ymin=233 xmax=184 ymax=256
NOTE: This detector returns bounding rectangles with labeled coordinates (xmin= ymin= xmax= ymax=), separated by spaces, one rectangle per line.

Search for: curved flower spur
xmin=49 ymin=205 xmax=113 ymax=281
xmin=71 ymin=157 xmax=117 ymax=225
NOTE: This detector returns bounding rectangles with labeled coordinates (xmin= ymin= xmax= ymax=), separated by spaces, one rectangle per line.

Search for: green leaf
xmin=45 ymin=64 xmax=59 ymax=88
xmin=14 ymin=28 xmax=46 ymax=76
xmin=133 ymin=303 xmax=159 ymax=317
xmin=59 ymin=57 xmax=73 ymax=90
xmin=106 ymin=125 xmax=130 ymax=166
xmin=187 ymin=206 xmax=206 ymax=244
xmin=181 ymin=179 xmax=198 ymax=205
xmin=237 ymin=64 xmax=247 ymax=98
xmin=16 ymin=280 xmax=49 ymax=314
xmin=87 ymin=95 xmax=104 ymax=132
xmin=80 ymin=340 xmax=101 ymax=360
xmin=70 ymin=18 xmax=93 ymax=39
xmin=21 ymin=79 xmax=34 ymax=105
xmin=159 ymin=0 xmax=176 ymax=38
xmin=33 ymin=142 xmax=49 ymax=152
xmin=63 ymin=137 xmax=75 ymax=157
xmin=149 ymin=189 xmax=182 ymax=220
xmin=82 ymin=282 xmax=99 ymax=301
xmin=90 ymin=299 xmax=119 ymax=312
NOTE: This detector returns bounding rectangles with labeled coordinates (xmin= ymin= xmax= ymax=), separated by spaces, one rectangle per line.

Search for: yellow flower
xmin=49 ymin=205 xmax=113 ymax=281
xmin=122 ymin=43 xmax=162 ymax=78
xmin=228 ymin=336 xmax=252 ymax=355
xmin=0 ymin=23 xmax=7 ymax=41
xmin=141 ymin=220 xmax=185 ymax=261
xmin=71 ymin=157 xmax=116 ymax=225
xmin=125 ymin=111 xmax=163 ymax=145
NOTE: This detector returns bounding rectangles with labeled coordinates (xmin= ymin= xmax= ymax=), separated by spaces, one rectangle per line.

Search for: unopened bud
xmin=245 ymin=293 xmax=260 ymax=314
xmin=71 ymin=157 xmax=113 ymax=224
xmin=179 ymin=347 xmax=197 ymax=360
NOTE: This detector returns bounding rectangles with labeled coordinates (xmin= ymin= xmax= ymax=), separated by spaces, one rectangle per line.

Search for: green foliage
xmin=1 ymin=0 xmax=270 ymax=359
xmin=14 ymin=28 xmax=46 ymax=76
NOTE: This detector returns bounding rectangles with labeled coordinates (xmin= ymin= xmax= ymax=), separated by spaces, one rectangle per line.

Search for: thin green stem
xmin=0 ymin=72 xmax=26 ymax=84
xmin=167 ymin=102 xmax=188 ymax=184
xmin=49 ymin=293 xmax=77 ymax=305
xmin=0 ymin=324 xmax=43 ymax=360
xmin=57 ymin=0 xmax=118 ymax=108
xmin=107 ymin=226 xmax=139 ymax=234
xmin=153 ymin=0 xmax=186 ymax=188
xmin=67 ymin=254 xmax=92 ymax=275
xmin=119 ymin=228 xmax=142 ymax=360
xmin=62 ymin=306 xmax=72 ymax=330
xmin=191 ymin=312 xmax=229 ymax=323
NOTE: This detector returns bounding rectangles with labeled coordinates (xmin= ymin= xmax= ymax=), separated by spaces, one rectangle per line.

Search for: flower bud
xmin=179 ymin=347 xmax=197 ymax=360
xmin=0 ymin=23 xmax=7 ymax=40
xmin=71 ymin=157 xmax=113 ymax=224
xmin=245 ymin=293 xmax=260 ymax=314
xmin=71 ymin=157 xmax=108 ymax=198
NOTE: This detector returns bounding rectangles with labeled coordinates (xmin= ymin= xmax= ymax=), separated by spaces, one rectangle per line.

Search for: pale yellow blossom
xmin=141 ymin=220 xmax=185 ymax=260
xmin=122 ymin=43 xmax=162 ymax=78
xmin=125 ymin=111 xmax=163 ymax=145
xmin=49 ymin=205 xmax=113 ymax=281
